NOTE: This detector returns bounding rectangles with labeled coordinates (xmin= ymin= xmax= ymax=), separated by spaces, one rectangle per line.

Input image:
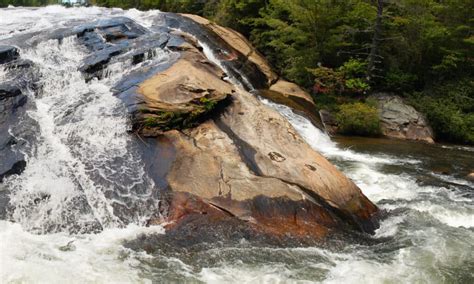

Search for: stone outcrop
xmin=269 ymin=79 xmax=312 ymax=105
xmin=181 ymin=14 xmax=278 ymax=86
xmin=132 ymin=46 xmax=234 ymax=136
xmin=373 ymin=93 xmax=434 ymax=143
xmin=148 ymin=89 xmax=379 ymax=239
xmin=52 ymin=13 xmax=380 ymax=242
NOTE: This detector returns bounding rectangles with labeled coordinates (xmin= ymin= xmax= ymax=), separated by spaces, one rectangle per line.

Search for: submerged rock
xmin=0 ymin=82 xmax=28 ymax=183
xmin=0 ymin=45 xmax=19 ymax=64
xmin=373 ymin=93 xmax=434 ymax=143
xmin=0 ymin=50 xmax=37 ymax=184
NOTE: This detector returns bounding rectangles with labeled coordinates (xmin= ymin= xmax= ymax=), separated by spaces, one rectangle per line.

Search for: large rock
xmin=125 ymin=43 xmax=233 ymax=137
xmin=0 ymin=82 xmax=28 ymax=183
xmin=374 ymin=93 xmax=434 ymax=143
xmin=145 ymin=87 xmax=379 ymax=240
xmin=50 ymin=13 xmax=380 ymax=243
xmin=181 ymin=14 xmax=278 ymax=86
xmin=105 ymin=14 xmax=381 ymax=242
xmin=179 ymin=14 xmax=323 ymax=129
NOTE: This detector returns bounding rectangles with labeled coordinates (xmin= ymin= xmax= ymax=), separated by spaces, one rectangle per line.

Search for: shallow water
xmin=0 ymin=6 xmax=473 ymax=284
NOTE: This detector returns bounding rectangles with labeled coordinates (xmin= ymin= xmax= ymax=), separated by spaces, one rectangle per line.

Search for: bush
xmin=408 ymin=80 xmax=474 ymax=144
xmin=308 ymin=59 xmax=370 ymax=96
xmin=336 ymin=102 xmax=381 ymax=136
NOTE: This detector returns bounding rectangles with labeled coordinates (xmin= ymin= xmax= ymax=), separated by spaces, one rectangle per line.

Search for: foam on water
xmin=0 ymin=5 xmax=106 ymax=39
xmin=5 ymin=31 xmax=161 ymax=233
xmin=0 ymin=220 xmax=163 ymax=283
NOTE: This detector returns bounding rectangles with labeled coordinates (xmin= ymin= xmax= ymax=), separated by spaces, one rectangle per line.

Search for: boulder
xmin=104 ymin=14 xmax=381 ymax=242
xmin=373 ymin=93 xmax=434 ymax=143
xmin=130 ymin=45 xmax=234 ymax=137
xmin=269 ymin=79 xmax=313 ymax=105
xmin=145 ymin=87 xmax=379 ymax=240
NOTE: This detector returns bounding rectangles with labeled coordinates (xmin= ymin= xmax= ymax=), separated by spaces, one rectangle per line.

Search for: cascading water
xmin=1 ymin=6 xmax=473 ymax=284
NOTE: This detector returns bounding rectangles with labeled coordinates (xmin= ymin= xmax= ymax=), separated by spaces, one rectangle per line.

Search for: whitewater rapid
xmin=1 ymin=5 xmax=473 ymax=284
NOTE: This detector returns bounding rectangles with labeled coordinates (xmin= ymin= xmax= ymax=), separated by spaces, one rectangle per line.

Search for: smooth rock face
xmin=374 ymin=94 xmax=434 ymax=143
xmin=114 ymin=13 xmax=380 ymax=241
xmin=161 ymin=13 xmax=269 ymax=90
xmin=181 ymin=14 xmax=278 ymax=86
xmin=148 ymin=87 xmax=379 ymax=239
xmin=133 ymin=46 xmax=234 ymax=136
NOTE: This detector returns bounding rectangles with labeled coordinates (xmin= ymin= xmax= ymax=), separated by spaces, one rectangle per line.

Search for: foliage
xmin=4 ymin=0 xmax=472 ymax=144
xmin=308 ymin=59 xmax=370 ymax=96
xmin=408 ymin=79 xmax=474 ymax=144
xmin=336 ymin=102 xmax=381 ymax=136
xmin=0 ymin=0 xmax=57 ymax=7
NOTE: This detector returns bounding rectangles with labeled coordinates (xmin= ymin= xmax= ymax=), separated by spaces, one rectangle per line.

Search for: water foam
xmin=0 ymin=220 xmax=162 ymax=283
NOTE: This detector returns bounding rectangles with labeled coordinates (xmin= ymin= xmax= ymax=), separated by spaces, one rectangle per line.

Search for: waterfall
xmin=3 ymin=28 xmax=161 ymax=234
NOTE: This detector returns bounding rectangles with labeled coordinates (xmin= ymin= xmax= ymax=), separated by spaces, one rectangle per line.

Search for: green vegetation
xmin=3 ymin=0 xmax=472 ymax=143
xmin=138 ymin=96 xmax=222 ymax=132
xmin=0 ymin=0 xmax=57 ymax=6
xmin=409 ymin=79 xmax=474 ymax=144
xmin=336 ymin=102 xmax=381 ymax=137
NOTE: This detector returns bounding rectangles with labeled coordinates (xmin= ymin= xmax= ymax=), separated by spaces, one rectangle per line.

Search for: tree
xmin=367 ymin=0 xmax=384 ymax=81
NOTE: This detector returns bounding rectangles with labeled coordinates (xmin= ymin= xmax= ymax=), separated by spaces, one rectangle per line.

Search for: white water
xmin=1 ymin=6 xmax=473 ymax=284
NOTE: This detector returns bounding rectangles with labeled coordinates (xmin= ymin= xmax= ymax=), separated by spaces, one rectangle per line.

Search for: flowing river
xmin=0 ymin=6 xmax=473 ymax=283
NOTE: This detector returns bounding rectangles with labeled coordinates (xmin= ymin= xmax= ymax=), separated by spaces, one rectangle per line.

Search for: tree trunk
xmin=367 ymin=0 xmax=383 ymax=80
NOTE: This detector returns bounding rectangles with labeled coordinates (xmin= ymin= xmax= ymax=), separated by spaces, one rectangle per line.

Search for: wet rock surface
xmin=319 ymin=109 xmax=338 ymax=135
xmin=0 ymin=45 xmax=19 ymax=64
xmin=0 ymin=48 xmax=36 ymax=183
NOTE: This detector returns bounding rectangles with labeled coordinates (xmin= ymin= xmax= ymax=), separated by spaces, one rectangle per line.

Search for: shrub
xmin=408 ymin=80 xmax=474 ymax=144
xmin=336 ymin=102 xmax=381 ymax=136
xmin=308 ymin=59 xmax=370 ymax=96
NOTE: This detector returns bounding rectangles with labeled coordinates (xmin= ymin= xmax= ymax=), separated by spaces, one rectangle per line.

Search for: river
xmin=0 ymin=6 xmax=472 ymax=283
